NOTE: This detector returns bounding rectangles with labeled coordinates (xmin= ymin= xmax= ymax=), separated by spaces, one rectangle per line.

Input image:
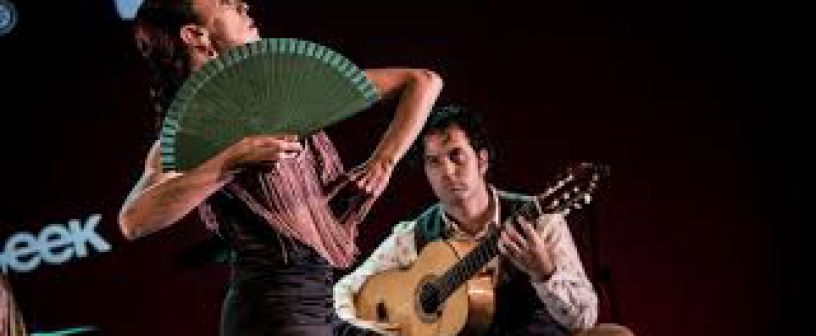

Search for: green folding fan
xmin=159 ymin=38 xmax=380 ymax=172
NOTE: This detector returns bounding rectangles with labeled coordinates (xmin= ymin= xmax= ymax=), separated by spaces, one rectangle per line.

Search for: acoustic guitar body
xmin=354 ymin=240 xmax=495 ymax=336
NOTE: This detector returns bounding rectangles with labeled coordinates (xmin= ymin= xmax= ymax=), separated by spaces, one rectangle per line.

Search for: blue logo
xmin=0 ymin=0 xmax=18 ymax=36
xmin=113 ymin=0 xmax=144 ymax=20
xmin=1 ymin=214 xmax=112 ymax=273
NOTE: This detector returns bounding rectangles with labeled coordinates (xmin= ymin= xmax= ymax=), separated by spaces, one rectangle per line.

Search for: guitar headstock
xmin=536 ymin=162 xmax=610 ymax=215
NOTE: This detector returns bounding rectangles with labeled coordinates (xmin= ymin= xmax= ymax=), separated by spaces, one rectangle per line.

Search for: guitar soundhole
xmin=419 ymin=283 xmax=442 ymax=315
xmin=376 ymin=301 xmax=388 ymax=322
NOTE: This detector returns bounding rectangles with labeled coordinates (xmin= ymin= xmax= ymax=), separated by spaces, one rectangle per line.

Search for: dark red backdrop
xmin=0 ymin=1 xmax=808 ymax=335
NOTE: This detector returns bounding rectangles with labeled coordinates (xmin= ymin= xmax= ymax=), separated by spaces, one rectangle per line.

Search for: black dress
xmin=194 ymin=132 xmax=375 ymax=336
xmin=207 ymin=184 xmax=372 ymax=336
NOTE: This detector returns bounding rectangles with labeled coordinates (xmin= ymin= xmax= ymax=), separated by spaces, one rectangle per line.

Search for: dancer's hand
xmin=347 ymin=156 xmax=395 ymax=198
xmin=216 ymin=134 xmax=302 ymax=173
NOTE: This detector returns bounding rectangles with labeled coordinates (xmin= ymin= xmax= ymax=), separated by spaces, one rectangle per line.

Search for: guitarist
xmin=334 ymin=105 xmax=633 ymax=336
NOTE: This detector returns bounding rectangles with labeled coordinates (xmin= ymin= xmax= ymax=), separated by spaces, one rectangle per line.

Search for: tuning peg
xmin=583 ymin=194 xmax=592 ymax=203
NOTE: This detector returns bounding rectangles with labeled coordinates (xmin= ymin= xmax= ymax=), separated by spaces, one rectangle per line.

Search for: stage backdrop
xmin=0 ymin=1 xmax=808 ymax=335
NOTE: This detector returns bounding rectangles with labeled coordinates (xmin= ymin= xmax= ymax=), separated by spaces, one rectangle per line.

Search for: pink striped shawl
xmin=198 ymin=131 xmax=374 ymax=268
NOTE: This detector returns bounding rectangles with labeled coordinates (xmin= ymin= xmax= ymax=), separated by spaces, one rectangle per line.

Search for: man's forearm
xmin=334 ymin=221 xmax=420 ymax=321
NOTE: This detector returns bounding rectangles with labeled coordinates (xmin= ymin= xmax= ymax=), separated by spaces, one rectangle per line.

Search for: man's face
xmin=422 ymin=125 xmax=489 ymax=207
xmin=194 ymin=0 xmax=260 ymax=51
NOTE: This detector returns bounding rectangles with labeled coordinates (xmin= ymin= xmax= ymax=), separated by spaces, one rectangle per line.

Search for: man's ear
xmin=477 ymin=148 xmax=489 ymax=176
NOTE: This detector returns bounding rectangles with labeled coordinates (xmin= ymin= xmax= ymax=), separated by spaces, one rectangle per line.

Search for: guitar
xmin=353 ymin=162 xmax=608 ymax=336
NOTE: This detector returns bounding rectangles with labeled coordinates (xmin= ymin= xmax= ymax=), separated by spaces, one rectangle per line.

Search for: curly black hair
xmin=409 ymin=104 xmax=494 ymax=166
